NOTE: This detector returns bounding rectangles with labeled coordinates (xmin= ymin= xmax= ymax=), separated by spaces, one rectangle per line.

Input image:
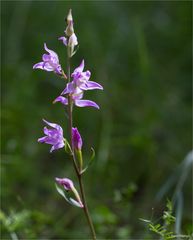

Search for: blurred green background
xmin=1 ymin=1 xmax=192 ymax=239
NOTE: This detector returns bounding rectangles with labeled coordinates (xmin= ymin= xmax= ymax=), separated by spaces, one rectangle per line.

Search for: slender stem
xmin=66 ymin=55 xmax=79 ymax=174
xmin=78 ymin=175 xmax=97 ymax=240
xmin=66 ymin=52 xmax=97 ymax=240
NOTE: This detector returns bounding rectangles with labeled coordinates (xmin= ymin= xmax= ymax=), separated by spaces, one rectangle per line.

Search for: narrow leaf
xmin=81 ymin=147 xmax=95 ymax=174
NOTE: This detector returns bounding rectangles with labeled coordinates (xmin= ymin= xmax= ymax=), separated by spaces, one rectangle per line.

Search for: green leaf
xmin=81 ymin=147 xmax=95 ymax=174
xmin=55 ymin=184 xmax=82 ymax=208
xmin=166 ymin=199 xmax=173 ymax=213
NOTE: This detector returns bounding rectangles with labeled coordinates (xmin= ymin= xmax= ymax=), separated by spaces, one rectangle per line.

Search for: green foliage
xmin=0 ymin=209 xmax=30 ymax=233
xmin=93 ymin=205 xmax=118 ymax=237
xmin=0 ymin=209 xmax=52 ymax=239
xmin=163 ymin=200 xmax=176 ymax=226
xmin=141 ymin=200 xmax=191 ymax=240
xmin=149 ymin=223 xmax=175 ymax=239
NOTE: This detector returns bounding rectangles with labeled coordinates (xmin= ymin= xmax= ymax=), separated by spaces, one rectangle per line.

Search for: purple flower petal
xmin=75 ymin=99 xmax=100 ymax=109
xmin=43 ymin=119 xmax=62 ymax=131
xmin=71 ymin=59 xmax=84 ymax=77
xmin=81 ymin=81 xmax=103 ymax=91
xmin=85 ymin=70 xmax=91 ymax=78
xmin=44 ymin=43 xmax=59 ymax=62
xmin=61 ymin=82 xmax=75 ymax=95
xmin=43 ymin=127 xmax=59 ymax=139
xmin=58 ymin=36 xmax=67 ymax=46
xmin=42 ymin=54 xmax=50 ymax=62
xmin=33 ymin=43 xmax=62 ymax=75
xmin=33 ymin=62 xmax=44 ymax=69
xmin=75 ymin=71 xmax=91 ymax=82
xmin=55 ymin=65 xmax=62 ymax=75
xmin=44 ymin=137 xmax=58 ymax=145
xmin=42 ymin=62 xmax=55 ymax=71
xmin=72 ymin=127 xmax=83 ymax=150
xmin=50 ymin=141 xmax=64 ymax=153
xmin=38 ymin=136 xmax=47 ymax=143
xmin=61 ymin=87 xmax=68 ymax=95
xmin=38 ymin=119 xmax=64 ymax=153
xmin=72 ymin=88 xmax=84 ymax=101
xmin=68 ymin=33 xmax=78 ymax=47
xmin=53 ymin=96 xmax=68 ymax=105
xmin=55 ymin=177 xmax=74 ymax=191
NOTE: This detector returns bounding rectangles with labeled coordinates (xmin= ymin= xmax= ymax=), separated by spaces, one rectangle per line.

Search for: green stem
xmin=78 ymin=174 xmax=97 ymax=240
xmin=66 ymin=51 xmax=97 ymax=240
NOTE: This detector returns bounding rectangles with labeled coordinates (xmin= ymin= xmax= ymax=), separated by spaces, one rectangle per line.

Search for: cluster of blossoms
xmin=34 ymin=9 xmax=103 ymax=212
xmin=54 ymin=59 xmax=103 ymax=109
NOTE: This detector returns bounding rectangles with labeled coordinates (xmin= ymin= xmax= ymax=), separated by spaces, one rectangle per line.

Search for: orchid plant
xmin=33 ymin=9 xmax=103 ymax=239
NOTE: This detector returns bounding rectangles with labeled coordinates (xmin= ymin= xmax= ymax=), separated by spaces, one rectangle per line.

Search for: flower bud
xmin=72 ymin=127 xmax=82 ymax=150
xmin=72 ymin=127 xmax=83 ymax=171
xmin=55 ymin=177 xmax=74 ymax=191
xmin=55 ymin=177 xmax=84 ymax=208
xmin=65 ymin=21 xmax=74 ymax=37
xmin=66 ymin=9 xmax=73 ymax=25
xmin=67 ymin=33 xmax=78 ymax=57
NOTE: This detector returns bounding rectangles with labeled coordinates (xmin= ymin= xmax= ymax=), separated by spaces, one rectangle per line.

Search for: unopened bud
xmin=55 ymin=177 xmax=84 ymax=208
xmin=66 ymin=9 xmax=73 ymax=24
xmin=72 ymin=127 xmax=82 ymax=150
xmin=67 ymin=33 xmax=78 ymax=57
xmin=65 ymin=21 xmax=74 ymax=37
xmin=72 ymin=127 xmax=83 ymax=171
